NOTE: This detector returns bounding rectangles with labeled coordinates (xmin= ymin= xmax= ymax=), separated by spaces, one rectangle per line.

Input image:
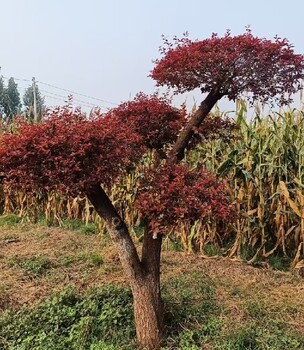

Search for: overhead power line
xmin=1 ymin=74 xmax=119 ymax=108
xmin=39 ymin=90 xmax=110 ymax=110
xmin=43 ymin=94 xmax=96 ymax=108
xmin=37 ymin=80 xmax=118 ymax=106
xmin=2 ymin=76 xmax=31 ymax=83
xmin=18 ymin=86 xmax=108 ymax=110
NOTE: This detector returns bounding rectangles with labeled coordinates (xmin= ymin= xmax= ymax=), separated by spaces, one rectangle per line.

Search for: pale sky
xmin=1 ymin=0 xmax=303 ymax=112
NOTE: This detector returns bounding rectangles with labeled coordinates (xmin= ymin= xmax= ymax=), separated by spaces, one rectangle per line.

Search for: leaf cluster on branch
xmin=135 ymin=163 xmax=236 ymax=234
xmin=103 ymin=92 xmax=186 ymax=155
xmin=0 ymin=106 xmax=144 ymax=194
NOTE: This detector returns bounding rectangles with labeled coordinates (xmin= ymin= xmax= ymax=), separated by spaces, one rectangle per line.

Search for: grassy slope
xmin=0 ymin=218 xmax=303 ymax=349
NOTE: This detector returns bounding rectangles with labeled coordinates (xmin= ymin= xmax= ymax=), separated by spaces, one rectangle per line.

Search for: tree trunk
xmin=86 ymin=184 xmax=164 ymax=350
xmin=86 ymin=184 xmax=143 ymax=282
xmin=132 ymin=231 xmax=164 ymax=349
xmin=132 ymin=273 xmax=163 ymax=349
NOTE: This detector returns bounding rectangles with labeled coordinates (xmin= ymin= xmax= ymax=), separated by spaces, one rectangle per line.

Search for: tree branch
xmin=168 ymin=90 xmax=224 ymax=162
xmin=86 ymin=184 xmax=143 ymax=281
xmin=140 ymin=90 xmax=223 ymax=272
xmin=88 ymin=90 xmax=223 ymax=280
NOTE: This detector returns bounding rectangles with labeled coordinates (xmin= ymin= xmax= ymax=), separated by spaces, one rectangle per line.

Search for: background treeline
xmin=0 ymin=76 xmax=44 ymax=122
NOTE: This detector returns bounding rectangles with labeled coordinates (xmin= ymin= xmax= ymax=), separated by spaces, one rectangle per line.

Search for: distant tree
xmin=2 ymin=77 xmax=21 ymax=120
xmin=23 ymin=84 xmax=45 ymax=121
xmin=0 ymin=30 xmax=304 ymax=350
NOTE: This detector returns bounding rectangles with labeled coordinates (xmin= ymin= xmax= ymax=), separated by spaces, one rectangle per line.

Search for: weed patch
xmin=6 ymin=255 xmax=52 ymax=276
xmin=0 ymin=286 xmax=135 ymax=350
xmin=0 ymin=215 xmax=21 ymax=227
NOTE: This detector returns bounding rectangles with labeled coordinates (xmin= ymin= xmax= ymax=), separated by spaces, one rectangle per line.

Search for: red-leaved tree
xmin=0 ymin=30 xmax=303 ymax=349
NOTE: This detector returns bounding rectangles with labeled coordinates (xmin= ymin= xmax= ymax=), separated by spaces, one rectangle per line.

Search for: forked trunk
xmin=87 ymin=185 xmax=164 ymax=350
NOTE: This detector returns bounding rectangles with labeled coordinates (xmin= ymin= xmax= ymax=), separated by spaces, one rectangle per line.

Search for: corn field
xmin=1 ymin=105 xmax=304 ymax=268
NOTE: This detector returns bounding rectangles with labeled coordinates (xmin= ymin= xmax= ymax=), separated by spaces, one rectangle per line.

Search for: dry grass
xmin=161 ymin=253 xmax=304 ymax=332
xmin=0 ymin=224 xmax=126 ymax=308
xmin=0 ymin=224 xmax=303 ymax=334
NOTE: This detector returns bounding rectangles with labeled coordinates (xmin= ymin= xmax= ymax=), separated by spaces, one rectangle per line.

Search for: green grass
xmin=0 ymin=286 xmax=135 ymax=350
xmin=55 ymin=252 xmax=104 ymax=268
xmin=86 ymin=253 xmax=104 ymax=266
xmin=0 ymin=271 xmax=303 ymax=350
xmin=6 ymin=255 xmax=52 ymax=276
xmin=203 ymin=243 xmax=223 ymax=256
xmin=78 ymin=223 xmax=96 ymax=235
xmin=0 ymin=214 xmax=22 ymax=227
xmin=268 ymin=255 xmax=291 ymax=271
xmin=36 ymin=217 xmax=97 ymax=235
xmin=57 ymin=254 xmax=82 ymax=267
xmin=219 ymin=322 xmax=304 ymax=350
xmin=61 ymin=219 xmax=95 ymax=234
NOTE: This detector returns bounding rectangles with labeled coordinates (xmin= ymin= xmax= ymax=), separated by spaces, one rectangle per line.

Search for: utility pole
xmin=32 ymin=77 xmax=37 ymax=122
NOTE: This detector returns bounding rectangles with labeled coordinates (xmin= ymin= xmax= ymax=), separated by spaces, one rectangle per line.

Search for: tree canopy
xmin=151 ymin=29 xmax=304 ymax=105
xmin=0 ymin=105 xmax=144 ymax=193
xmin=104 ymin=93 xmax=186 ymax=154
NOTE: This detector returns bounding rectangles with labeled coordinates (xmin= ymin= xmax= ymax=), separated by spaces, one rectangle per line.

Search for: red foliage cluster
xmin=151 ymin=29 xmax=304 ymax=105
xmin=135 ymin=164 xmax=235 ymax=234
xmin=0 ymin=106 xmax=145 ymax=194
xmin=105 ymin=93 xmax=186 ymax=153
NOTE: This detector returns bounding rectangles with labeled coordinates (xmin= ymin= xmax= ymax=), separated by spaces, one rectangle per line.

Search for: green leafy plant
xmin=7 ymin=255 xmax=52 ymax=276
xmin=0 ymin=286 xmax=135 ymax=350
